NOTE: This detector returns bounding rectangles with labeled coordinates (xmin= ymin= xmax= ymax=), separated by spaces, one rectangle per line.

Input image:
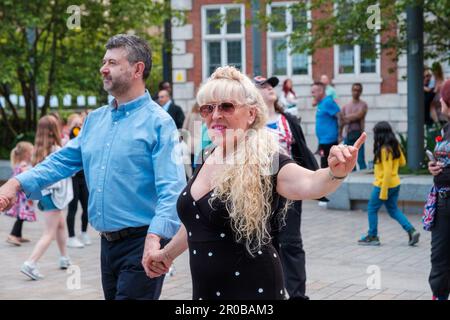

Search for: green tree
xmin=252 ymin=0 xmax=449 ymax=64
xmin=0 ymin=0 xmax=183 ymax=138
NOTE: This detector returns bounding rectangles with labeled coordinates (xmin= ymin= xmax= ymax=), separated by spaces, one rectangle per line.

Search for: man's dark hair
xmin=312 ymin=81 xmax=326 ymax=91
xmin=352 ymin=83 xmax=363 ymax=91
xmin=158 ymin=81 xmax=171 ymax=90
xmin=105 ymin=34 xmax=152 ymax=80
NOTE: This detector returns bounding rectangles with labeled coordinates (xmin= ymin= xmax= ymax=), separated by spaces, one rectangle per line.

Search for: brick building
xmin=170 ymin=0 xmax=446 ymax=161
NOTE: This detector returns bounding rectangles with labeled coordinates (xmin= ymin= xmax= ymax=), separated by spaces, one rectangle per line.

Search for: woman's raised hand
xmin=328 ymin=132 xmax=367 ymax=178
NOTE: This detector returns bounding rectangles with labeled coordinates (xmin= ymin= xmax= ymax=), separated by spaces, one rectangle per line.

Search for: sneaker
xmin=432 ymin=295 xmax=449 ymax=300
xmin=408 ymin=229 xmax=420 ymax=246
xmin=6 ymin=235 xmax=21 ymax=246
xmin=67 ymin=237 xmax=84 ymax=248
xmin=168 ymin=265 xmax=176 ymax=277
xmin=358 ymin=235 xmax=381 ymax=246
xmin=59 ymin=256 xmax=71 ymax=269
xmin=80 ymin=232 xmax=92 ymax=246
xmin=18 ymin=237 xmax=31 ymax=243
xmin=318 ymin=201 xmax=328 ymax=208
xmin=21 ymin=261 xmax=44 ymax=280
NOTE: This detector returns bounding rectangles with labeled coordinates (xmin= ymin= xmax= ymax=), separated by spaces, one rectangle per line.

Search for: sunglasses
xmin=199 ymin=102 xmax=238 ymax=118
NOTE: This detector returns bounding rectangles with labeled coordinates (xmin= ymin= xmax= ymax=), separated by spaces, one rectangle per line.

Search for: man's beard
xmin=103 ymin=72 xmax=132 ymax=96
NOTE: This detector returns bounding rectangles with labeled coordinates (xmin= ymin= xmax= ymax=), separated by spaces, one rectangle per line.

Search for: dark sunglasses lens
xmin=200 ymin=105 xmax=213 ymax=117
xmin=219 ymin=102 xmax=235 ymax=113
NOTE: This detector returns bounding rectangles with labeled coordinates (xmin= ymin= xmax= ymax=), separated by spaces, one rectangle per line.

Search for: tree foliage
xmin=0 ymin=0 xmax=183 ymax=137
xmin=253 ymin=0 xmax=449 ymax=63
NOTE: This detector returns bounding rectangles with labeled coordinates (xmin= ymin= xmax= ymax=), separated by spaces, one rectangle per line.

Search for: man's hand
xmin=142 ymin=233 xmax=165 ymax=278
xmin=0 ymin=178 xmax=21 ymax=211
xmin=147 ymin=247 xmax=173 ymax=278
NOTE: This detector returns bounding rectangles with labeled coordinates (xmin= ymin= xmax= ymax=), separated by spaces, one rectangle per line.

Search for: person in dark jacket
xmin=157 ymin=89 xmax=185 ymax=129
xmin=255 ymin=75 xmax=319 ymax=300
xmin=427 ymin=79 xmax=450 ymax=300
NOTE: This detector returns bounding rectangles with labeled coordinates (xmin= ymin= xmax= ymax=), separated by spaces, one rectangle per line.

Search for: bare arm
xmin=162 ymin=223 xmax=189 ymax=260
xmin=343 ymin=107 xmax=367 ymax=122
xmin=277 ymin=165 xmax=344 ymax=200
xmin=277 ymin=133 xmax=367 ymax=200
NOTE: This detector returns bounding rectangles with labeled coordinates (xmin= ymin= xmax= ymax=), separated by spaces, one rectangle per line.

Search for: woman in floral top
xmin=5 ymin=142 xmax=36 ymax=246
xmin=427 ymin=79 xmax=450 ymax=300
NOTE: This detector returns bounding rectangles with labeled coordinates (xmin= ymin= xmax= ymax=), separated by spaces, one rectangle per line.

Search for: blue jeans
xmin=367 ymin=186 xmax=414 ymax=236
xmin=344 ymin=131 xmax=367 ymax=170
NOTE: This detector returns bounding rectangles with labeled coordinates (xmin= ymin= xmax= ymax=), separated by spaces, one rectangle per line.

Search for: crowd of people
xmin=0 ymin=33 xmax=449 ymax=301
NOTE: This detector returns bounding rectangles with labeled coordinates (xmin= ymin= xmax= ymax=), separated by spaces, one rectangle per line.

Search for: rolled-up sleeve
xmin=148 ymin=117 xmax=186 ymax=239
xmin=16 ymin=136 xmax=83 ymax=200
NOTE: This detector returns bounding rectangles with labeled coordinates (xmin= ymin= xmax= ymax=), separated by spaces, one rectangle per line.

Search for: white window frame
xmin=201 ymin=4 xmax=246 ymax=81
xmin=266 ymin=1 xmax=312 ymax=84
xmin=333 ymin=2 xmax=381 ymax=84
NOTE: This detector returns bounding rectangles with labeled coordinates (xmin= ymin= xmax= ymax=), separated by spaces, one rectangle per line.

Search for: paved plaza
xmin=0 ymin=200 xmax=432 ymax=300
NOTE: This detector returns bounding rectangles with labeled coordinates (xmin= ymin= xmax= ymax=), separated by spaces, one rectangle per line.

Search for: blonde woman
xmin=145 ymin=66 xmax=366 ymax=300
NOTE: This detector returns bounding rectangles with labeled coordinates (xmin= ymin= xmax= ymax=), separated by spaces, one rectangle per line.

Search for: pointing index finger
xmin=353 ymin=132 xmax=367 ymax=150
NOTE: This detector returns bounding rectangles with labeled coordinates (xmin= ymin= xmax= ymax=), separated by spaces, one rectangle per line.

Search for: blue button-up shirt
xmin=16 ymin=91 xmax=186 ymax=238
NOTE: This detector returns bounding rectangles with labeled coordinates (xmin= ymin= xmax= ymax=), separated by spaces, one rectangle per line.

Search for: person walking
xmin=358 ymin=121 xmax=420 ymax=246
xmin=255 ymin=75 xmax=319 ymax=300
xmin=20 ymin=115 xmax=73 ymax=280
xmin=0 ymin=34 xmax=186 ymax=299
xmin=65 ymin=113 xmax=90 ymax=248
xmin=5 ymin=142 xmax=36 ymax=246
xmin=425 ymin=79 xmax=450 ymax=300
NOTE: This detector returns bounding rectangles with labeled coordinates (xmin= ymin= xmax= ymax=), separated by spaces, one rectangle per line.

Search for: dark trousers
xmin=10 ymin=217 xmax=24 ymax=237
xmin=101 ymin=233 xmax=167 ymax=300
xmin=429 ymin=197 xmax=450 ymax=299
xmin=344 ymin=130 xmax=367 ymax=170
xmin=318 ymin=142 xmax=338 ymax=168
xmin=67 ymin=174 xmax=89 ymax=237
xmin=278 ymin=200 xmax=307 ymax=299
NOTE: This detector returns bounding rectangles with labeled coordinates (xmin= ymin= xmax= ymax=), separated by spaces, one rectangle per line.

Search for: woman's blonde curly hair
xmin=196 ymin=66 xmax=288 ymax=255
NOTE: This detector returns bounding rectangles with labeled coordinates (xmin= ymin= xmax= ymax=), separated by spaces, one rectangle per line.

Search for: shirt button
xmin=106 ymin=143 xmax=110 ymax=147
xmin=97 ymin=211 xmax=101 ymax=216
xmin=126 ymin=112 xmax=129 ymax=116
xmin=101 ymin=166 xmax=105 ymax=170
xmin=98 ymin=189 xmax=102 ymax=192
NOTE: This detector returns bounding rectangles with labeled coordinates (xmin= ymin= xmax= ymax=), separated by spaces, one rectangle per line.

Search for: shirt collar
xmin=108 ymin=90 xmax=150 ymax=115
xmin=318 ymin=95 xmax=331 ymax=105
xmin=162 ymin=100 xmax=172 ymax=112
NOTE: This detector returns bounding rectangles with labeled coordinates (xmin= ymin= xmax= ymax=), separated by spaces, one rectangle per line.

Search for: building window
xmin=334 ymin=2 xmax=379 ymax=77
xmin=202 ymin=5 xmax=245 ymax=80
xmin=336 ymin=39 xmax=378 ymax=75
xmin=267 ymin=2 xmax=310 ymax=78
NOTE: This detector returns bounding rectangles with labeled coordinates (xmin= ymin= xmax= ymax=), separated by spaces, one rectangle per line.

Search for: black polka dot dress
xmin=176 ymin=152 xmax=295 ymax=300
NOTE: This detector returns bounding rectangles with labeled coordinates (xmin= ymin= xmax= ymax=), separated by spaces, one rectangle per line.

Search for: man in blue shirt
xmin=0 ymin=34 xmax=186 ymax=300
xmin=312 ymin=82 xmax=341 ymax=168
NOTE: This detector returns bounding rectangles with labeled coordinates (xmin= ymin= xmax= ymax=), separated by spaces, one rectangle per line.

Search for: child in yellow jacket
xmin=358 ymin=121 xmax=420 ymax=246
